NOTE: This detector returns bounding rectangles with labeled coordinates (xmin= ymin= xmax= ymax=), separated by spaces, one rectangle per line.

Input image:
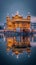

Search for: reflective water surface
xmin=0 ymin=32 xmax=36 ymax=55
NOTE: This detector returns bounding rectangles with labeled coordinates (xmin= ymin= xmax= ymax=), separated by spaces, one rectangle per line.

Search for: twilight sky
xmin=0 ymin=0 xmax=36 ymax=24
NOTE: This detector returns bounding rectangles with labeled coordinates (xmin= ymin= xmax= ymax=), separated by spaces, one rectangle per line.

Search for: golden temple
xmin=6 ymin=11 xmax=31 ymax=32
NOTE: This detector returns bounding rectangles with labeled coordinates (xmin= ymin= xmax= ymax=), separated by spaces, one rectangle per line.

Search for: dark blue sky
xmin=0 ymin=0 xmax=36 ymax=23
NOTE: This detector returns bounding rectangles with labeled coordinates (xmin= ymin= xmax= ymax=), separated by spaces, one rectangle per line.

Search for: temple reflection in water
xmin=6 ymin=36 xmax=31 ymax=55
xmin=4 ymin=11 xmax=31 ymax=55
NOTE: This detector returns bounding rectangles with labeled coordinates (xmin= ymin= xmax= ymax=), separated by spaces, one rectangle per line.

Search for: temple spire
xmin=16 ymin=11 xmax=19 ymax=15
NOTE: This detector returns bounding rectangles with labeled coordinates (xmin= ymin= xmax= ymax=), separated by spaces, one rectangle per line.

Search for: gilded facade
xmin=6 ymin=12 xmax=31 ymax=32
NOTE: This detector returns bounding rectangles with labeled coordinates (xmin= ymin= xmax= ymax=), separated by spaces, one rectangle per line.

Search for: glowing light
xmin=4 ymin=26 xmax=5 ymax=29
xmin=16 ymin=55 xmax=19 ymax=59
xmin=4 ymin=37 xmax=6 ymax=41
